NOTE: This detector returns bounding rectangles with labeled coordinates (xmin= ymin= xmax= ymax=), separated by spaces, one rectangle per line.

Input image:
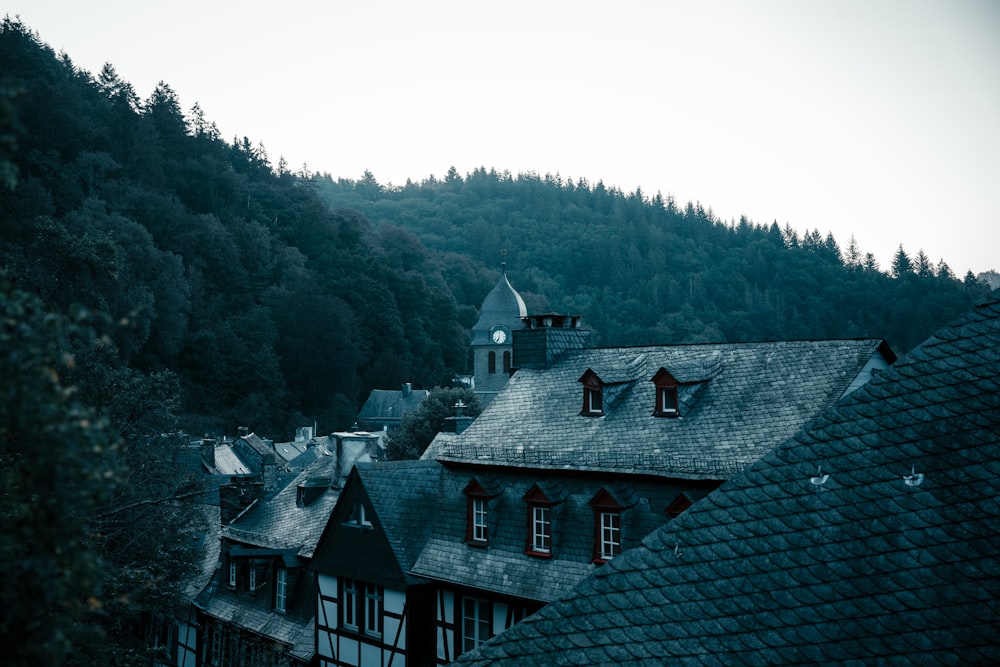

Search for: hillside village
xmin=162 ymin=272 xmax=998 ymax=667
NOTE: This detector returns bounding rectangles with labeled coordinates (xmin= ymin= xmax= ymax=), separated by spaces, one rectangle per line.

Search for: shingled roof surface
xmin=435 ymin=339 xmax=889 ymax=479
xmin=223 ymin=452 xmax=340 ymax=558
xmin=457 ymin=294 xmax=1000 ymax=666
xmin=356 ymin=459 xmax=442 ymax=574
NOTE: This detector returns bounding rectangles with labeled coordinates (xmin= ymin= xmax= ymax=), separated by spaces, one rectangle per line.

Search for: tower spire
xmin=500 ymin=248 xmax=507 ymax=275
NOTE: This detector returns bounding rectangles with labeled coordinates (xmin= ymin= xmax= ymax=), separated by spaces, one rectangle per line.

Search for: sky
xmin=7 ymin=0 xmax=1000 ymax=276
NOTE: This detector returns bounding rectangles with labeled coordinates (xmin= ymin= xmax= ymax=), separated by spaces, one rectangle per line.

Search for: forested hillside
xmin=0 ymin=18 xmax=489 ymax=436
xmin=1 ymin=17 xmax=990 ymax=438
xmin=315 ymin=169 xmax=988 ymax=354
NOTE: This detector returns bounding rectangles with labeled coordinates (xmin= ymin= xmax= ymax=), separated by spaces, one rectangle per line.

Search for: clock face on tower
xmin=491 ymin=327 xmax=508 ymax=344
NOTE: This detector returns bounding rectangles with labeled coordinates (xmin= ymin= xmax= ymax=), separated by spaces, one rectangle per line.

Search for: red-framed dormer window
xmin=463 ymin=479 xmax=492 ymax=546
xmin=589 ymin=489 xmax=624 ymax=563
xmin=651 ymin=367 xmax=680 ymax=417
xmin=522 ymin=484 xmax=555 ymax=557
xmin=579 ymin=369 xmax=604 ymax=416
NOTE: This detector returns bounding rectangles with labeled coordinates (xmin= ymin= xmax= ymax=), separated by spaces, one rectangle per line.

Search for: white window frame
xmin=599 ymin=511 xmax=621 ymax=561
xmin=248 ymin=563 xmax=257 ymax=591
xmin=342 ymin=577 xmax=359 ymax=631
xmin=531 ymin=505 xmax=551 ymax=554
xmin=228 ymin=560 xmax=237 ymax=588
xmin=461 ymin=597 xmax=491 ymax=653
xmin=364 ymin=582 xmax=383 ymax=638
xmin=275 ymin=568 xmax=287 ymax=612
xmin=472 ymin=497 xmax=488 ymax=542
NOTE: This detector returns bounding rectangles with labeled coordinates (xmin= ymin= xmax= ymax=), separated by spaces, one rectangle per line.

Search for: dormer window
xmin=652 ymin=368 xmax=680 ymax=417
xmin=579 ymin=369 xmax=604 ymax=416
xmin=590 ymin=489 xmax=625 ymax=563
xmin=463 ymin=479 xmax=496 ymax=546
xmin=275 ymin=568 xmax=287 ymax=612
xmin=522 ymin=484 xmax=557 ymax=557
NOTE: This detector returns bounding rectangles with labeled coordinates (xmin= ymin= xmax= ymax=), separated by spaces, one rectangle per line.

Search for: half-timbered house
xmin=193 ymin=430 xmax=384 ymax=666
xmin=312 ymin=460 xmax=441 ymax=667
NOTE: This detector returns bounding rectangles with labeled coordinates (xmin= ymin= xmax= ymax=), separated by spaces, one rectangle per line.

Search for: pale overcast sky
xmin=7 ymin=0 xmax=999 ymax=275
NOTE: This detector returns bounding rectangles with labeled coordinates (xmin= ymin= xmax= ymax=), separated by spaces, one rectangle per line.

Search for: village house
xmin=356 ymin=383 xmax=430 ymax=432
xmin=454 ymin=292 xmax=1000 ymax=666
xmin=310 ymin=270 xmax=897 ymax=666
xmin=187 ymin=430 xmax=383 ymax=667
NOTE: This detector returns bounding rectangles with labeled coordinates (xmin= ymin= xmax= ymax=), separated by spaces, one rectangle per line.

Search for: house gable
xmin=312 ymin=469 xmax=408 ymax=589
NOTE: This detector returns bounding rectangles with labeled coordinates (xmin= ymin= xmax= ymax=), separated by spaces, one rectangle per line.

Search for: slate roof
xmin=357 ymin=387 xmax=429 ymax=426
xmin=197 ymin=455 xmax=342 ymax=662
xmin=435 ymin=339 xmax=892 ymax=479
xmin=222 ymin=452 xmax=340 ymax=558
xmin=356 ymin=459 xmax=442 ymax=575
xmin=457 ymin=293 xmax=1000 ymax=665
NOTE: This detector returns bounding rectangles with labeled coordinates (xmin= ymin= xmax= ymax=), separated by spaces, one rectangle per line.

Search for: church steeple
xmin=471 ymin=254 xmax=527 ymax=406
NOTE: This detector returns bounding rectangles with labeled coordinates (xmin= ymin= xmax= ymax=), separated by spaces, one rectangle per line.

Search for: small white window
xmin=599 ymin=511 xmax=621 ymax=561
xmin=364 ymin=582 xmax=383 ymax=637
xmin=275 ymin=568 xmax=287 ymax=612
xmin=249 ymin=563 xmax=257 ymax=590
xmin=342 ymin=578 xmax=359 ymax=630
xmin=472 ymin=498 xmax=488 ymax=542
xmin=228 ymin=560 xmax=237 ymax=588
xmin=531 ymin=505 xmax=551 ymax=554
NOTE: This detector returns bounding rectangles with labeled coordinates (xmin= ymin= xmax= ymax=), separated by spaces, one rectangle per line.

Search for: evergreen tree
xmin=891 ymin=244 xmax=913 ymax=278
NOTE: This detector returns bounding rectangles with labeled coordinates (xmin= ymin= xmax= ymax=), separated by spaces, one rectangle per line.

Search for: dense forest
xmin=1 ymin=18 xmax=993 ymax=664
xmin=1 ymin=17 xmax=991 ymax=439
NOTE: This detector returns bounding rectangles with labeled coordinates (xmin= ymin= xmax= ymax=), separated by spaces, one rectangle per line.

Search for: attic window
xmin=590 ymin=489 xmax=624 ymax=563
xmin=345 ymin=500 xmax=372 ymax=528
xmin=463 ymin=479 xmax=495 ymax=546
xmin=523 ymin=484 xmax=556 ymax=557
xmin=651 ymin=368 xmax=680 ymax=417
xmin=666 ymin=493 xmax=692 ymax=518
xmin=579 ymin=369 xmax=604 ymax=416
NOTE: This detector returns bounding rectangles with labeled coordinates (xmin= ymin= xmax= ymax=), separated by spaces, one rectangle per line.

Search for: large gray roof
xmin=434 ymin=339 xmax=892 ymax=479
xmin=457 ymin=293 xmax=1000 ymax=666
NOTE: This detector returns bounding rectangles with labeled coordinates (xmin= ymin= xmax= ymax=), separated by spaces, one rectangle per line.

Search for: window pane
xmin=473 ymin=498 xmax=488 ymax=542
xmin=600 ymin=512 xmax=621 ymax=559
xmin=532 ymin=505 xmax=551 ymax=552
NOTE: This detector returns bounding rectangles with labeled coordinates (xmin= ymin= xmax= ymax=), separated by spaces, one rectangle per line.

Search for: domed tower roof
xmin=472 ymin=267 xmax=527 ymax=344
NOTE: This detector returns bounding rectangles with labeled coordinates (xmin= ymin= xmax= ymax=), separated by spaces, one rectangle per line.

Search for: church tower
xmin=472 ymin=262 xmax=527 ymax=406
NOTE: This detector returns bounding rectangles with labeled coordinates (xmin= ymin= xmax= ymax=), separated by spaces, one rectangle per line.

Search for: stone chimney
xmin=513 ymin=314 xmax=590 ymax=370
xmin=402 ymin=382 xmax=412 ymax=397
xmin=261 ymin=452 xmax=277 ymax=494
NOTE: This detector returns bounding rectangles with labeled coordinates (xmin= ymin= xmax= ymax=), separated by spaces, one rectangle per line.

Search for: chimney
xmin=261 ymin=452 xmax=277 ymax=494
xmin=201 ymin=437 xmax=216 ymax=472
xmin=237 ymin=426 xmax=250 ymax=437
xmin=402 ymin=382 xmax=412 ymax=397
xmin=513 ymin=314 xmax=590 ymax=370
xmin=444 ymin=400 xmax=474 ymax=434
